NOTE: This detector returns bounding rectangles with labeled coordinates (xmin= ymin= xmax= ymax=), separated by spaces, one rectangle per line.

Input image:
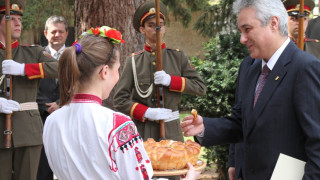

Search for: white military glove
xmin=2 ymin=60 xmax=25 ymax=76
xmin=154 ymin=70 xmax=171 ymax=86
xmin=144 ymin=107 xmax=172 ymax=121
xmin=0 ymin=97 xmax=20 ymax=114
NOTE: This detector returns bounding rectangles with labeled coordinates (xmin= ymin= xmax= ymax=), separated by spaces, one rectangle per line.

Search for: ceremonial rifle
xmin=297 ymin=0 xmax=305 ymax=50
xmin=155 ymin=0 xmax=166 ymax=140
xmin=4 ymin=0 xmax=13 ymax=148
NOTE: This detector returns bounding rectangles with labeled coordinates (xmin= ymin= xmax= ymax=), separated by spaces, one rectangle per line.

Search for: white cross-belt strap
xmin=19 ymin=102 xmax=38 ymax=111
xmin=132 ymin=55 xmax=153 ymax=98
xmin=165 ymin=111 xmax=179 ymax=123
xmin=0 ymin=75 xmax=5 ymax=86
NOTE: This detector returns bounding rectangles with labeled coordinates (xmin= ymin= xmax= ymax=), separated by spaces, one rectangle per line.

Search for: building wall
xmin=164 ymin=11 xmax=208 ymax=58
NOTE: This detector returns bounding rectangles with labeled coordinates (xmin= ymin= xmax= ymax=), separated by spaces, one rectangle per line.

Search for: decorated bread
xmin=143 ymin=138 xmax=201 ymax=170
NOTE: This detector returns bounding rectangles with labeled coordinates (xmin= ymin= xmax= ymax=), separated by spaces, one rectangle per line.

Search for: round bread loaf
xmin=144 ymin=138 xmax=201 ymax=170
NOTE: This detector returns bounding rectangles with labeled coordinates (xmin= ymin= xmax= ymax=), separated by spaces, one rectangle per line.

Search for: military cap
xmin=283 ymin=0 xmax=315 ymax=16
xmin=133 ymin=0 xmax=168 ymax=32
xmin=0 ymin=0 xmax=24 ymax=15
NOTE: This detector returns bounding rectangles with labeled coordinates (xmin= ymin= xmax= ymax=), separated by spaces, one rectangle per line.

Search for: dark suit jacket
xmin=305 ymin=17 xmax=320 ymax=60
xmin=202 ymin=41 xmax=320 ymax=180
xmin=228 ymin=57 xmax=258 ymax=180
xmin=228 ymin=143 xmax=244 ymax=179
xmin=36 ymin=46 xmax=59 ymax=121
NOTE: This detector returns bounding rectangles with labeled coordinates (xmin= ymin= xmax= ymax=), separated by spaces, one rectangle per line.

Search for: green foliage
xmin=194 ymin=0 xmax=237 ymax=37
xmin=162 ymin=0 xmax=193 ymax=28
xmin=162 ymin=0 xmax=211 ymax=27
xmin=192 ymin=32 xmax=247 ymax=117
xmin=22 ymin=0 xmax=74 ymax=30
xmin=203 ymin=144 xmax=230 ymax=180
xmin=162 ymin=0 xmax=237 ymax=37
xmin=182 ymin=32 xmax=248 ymax=179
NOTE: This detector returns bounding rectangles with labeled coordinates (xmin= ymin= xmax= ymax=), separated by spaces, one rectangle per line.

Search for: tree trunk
xmin=74 ymin=0 xmax=146 ymax=109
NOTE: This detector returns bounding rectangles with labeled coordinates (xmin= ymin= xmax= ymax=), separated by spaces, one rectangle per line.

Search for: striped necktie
xmin=54 ymin=52 xmax=61 ymax=60
xmin=254 ymin=64 xmax=270 ymax=107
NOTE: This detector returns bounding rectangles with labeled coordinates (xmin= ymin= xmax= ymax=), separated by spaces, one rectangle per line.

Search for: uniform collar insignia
xmin=0 ymin=40 xmax=19 ymax=50
xmin=144 ymin=43 xmax=166 ymax=52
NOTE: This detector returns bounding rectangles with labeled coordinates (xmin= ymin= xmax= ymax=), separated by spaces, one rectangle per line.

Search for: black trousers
xmin=37 ymin=111 xmax=53 ymax=180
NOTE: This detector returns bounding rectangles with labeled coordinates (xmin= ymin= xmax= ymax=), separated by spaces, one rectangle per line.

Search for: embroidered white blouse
xmin=43 ymin=94 xmax=153 ymax=180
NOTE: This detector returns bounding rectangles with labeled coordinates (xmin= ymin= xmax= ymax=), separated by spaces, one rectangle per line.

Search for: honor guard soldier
xmin=0 ymin=0 xmax=58 ymax=179
xmin=114 ymin=4 xmax=206 ymax=178
xmin=283 ymin=0 xmax=315 ymax=44
xmin=305 ymin=0 xmax=320 ymax=60
xmin=114 ymin=1 xmax=206 ymax=144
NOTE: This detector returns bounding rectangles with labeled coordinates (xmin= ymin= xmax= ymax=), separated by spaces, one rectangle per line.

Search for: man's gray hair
xmin=233 ymin=0 xmax=288 ymax=36
xmin=44 ymin=15 xmax=68 ymax=32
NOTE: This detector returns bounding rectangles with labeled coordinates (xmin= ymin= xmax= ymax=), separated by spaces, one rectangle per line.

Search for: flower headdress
xmin=72 ymin=26 xmax=124 ymax=54
xmin=79 ymin=26 xmax=125 ymax=44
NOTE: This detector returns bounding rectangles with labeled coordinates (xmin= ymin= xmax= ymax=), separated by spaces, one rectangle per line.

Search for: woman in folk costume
xmin=42 ymin=26 xmax=153 ymax=180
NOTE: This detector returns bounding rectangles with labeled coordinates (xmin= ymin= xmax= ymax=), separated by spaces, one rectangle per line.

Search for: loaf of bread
xmin=144 ymin=138 xmax=201 ymax=170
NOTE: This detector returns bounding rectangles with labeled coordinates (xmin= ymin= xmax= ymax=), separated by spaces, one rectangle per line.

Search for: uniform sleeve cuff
xmin=130 ymin=103 xmax=149 ymax=122
xmin=25 ymin=63 xmax=45 ymax=79
xmin=169 ymin=75 xmax=186 ymax=92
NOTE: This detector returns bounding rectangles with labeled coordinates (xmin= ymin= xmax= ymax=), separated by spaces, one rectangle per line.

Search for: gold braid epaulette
xmin=305 ymin=38 xmax=320 ymax=43
xmin=131 ymin=50 xmax=144 ymax=56
xmin=167 ymin=47 xmax=182 ymax=52
xmin=20 ymin=44 xmax=41 ymax=47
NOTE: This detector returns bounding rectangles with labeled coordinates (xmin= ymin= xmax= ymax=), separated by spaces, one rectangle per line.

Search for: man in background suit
xmin=305 ymin=0 xmax=320 ymax=59
xmin=181 ymin=0 xmax=320 ymax=179
xmin=36 ymin=15 xmax=68 ymax=180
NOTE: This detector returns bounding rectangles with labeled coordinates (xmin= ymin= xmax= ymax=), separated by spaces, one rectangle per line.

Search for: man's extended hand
xmin=46 ymin=102 xmax=60 ymax=114
xmin=0 ymin=97 xmax=20 ymax=114
xmin=2 ymin=60 xmax=25 ymax=76
xmin=181 ymin=114 xmax=205 ymax=137
xmin=154 ymin=70 xmax=171 ymax=86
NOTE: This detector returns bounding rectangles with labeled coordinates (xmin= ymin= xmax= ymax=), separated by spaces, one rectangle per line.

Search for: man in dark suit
xmin=228 ymin=1 xmax=317 ymax=179
xmin=227 ymin=59 xmax=257 ymax=180
xmin=181 ymin=0 xmax=320 ymax=179
xmin=36 ymin=15 xmax=68 ymax=180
